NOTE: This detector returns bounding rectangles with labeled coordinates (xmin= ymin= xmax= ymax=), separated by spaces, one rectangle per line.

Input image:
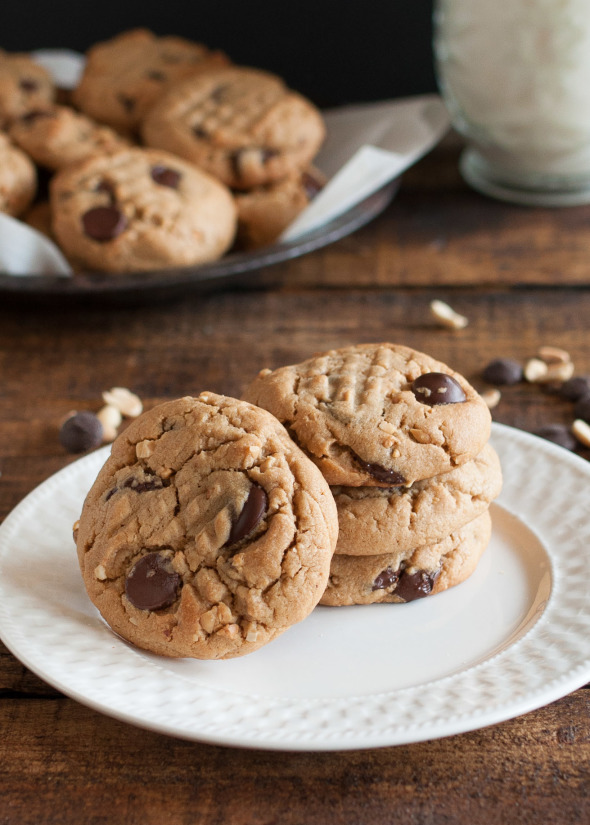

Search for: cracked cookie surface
xmin=141 ymin=66 xmax=326 ymax=189
xmin=321 ymin=510 xmax=492 ymax=606
xmin=333 ymin=443 xmax=501 ymax=556
xmin=76 ymin=394 xmax=338 ymax=659
xmin=243 ymin=343 xmax=492 ymax=486
xmin=50 ymin=146 xmax=236 ymax=272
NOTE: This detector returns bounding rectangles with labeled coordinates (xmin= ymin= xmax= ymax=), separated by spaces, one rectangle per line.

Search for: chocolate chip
xmin=574 ymin=393 xmax=590 ymax=423
xmin=125 ymin=552 xmax=181 ymax=611
xmin=396 ymin=569 xmax=439 ymax=602
xmin=559 ymin=376 xmax=590 ymax=401
xmin=353 ymin=454 xmax=406 ymax=485
xmin=117 ymin=94 xmax=135 ymax=113
xmin=82 ymin=206 xmax=128 ymax=241
xmin=122 ymin=476 xmax=165 ymax=493
xmin=534 ymin=424 xmax=577 ymax=451
xmin=59 ymin=411 xmax=103 ymax=453
xmin=20 ymin=109 xmax=53 ymax=123
xmin=211 ymin=84 xmax=229 ymax=102
xmin=151 ymin=165 xmax=181 ymax=189
xmin=372 ymin=567 xmax=400 ymax=591
xmin=19 ymin=79 xmax=38 ymax=92
xmin=146 ymin=70 xmax=167 ymax=81
xmin=227 ymin=484 xmax=268 ymax=546
xmin=482 ymin=358 xmax=523 ymax=386
xmin=411 ymin=373 xmax=466 ymax=405
xmin=193 ymin=125 xmax=209 ymax=139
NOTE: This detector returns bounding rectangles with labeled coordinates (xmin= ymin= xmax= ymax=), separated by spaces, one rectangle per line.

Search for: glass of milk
xmin=433 ymin=0 xmax=590 ymax=205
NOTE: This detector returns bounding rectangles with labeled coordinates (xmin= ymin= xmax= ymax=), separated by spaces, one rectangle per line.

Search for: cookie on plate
xmin=0 ymin=131 xmax=37 ymax=216
xmin=72 ymin=28 xmax=229 ymax=134
xmin=50 ymin=146 xmax=237 ymax=273
xmin=333 ymin=443 xmax=501 ymax=556
xmin=321 ymin=510 xmax=492 ymax=606
xmin=76 ymin=394 xmax=338 ymax=659
xmin=0 ymin=49 xmax=55 ymax=128
xmin=234 ymin=166 xmax=325 ymax=249
xmin=243 ymin=343 xmax=492 ymax=487
xmin=141 ymin=66 xmax=326 ymax=190
xmin=9 ymin=105 xmax=130 ymax=171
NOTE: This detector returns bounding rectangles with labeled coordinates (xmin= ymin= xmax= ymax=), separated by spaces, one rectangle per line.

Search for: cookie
xmin=0 ymin=50 xmax=55 ymax=128
xmin=234 ymin=167 xmax=325 ymax=249
xmin=141 ymin=66 xmax=326 ymax=190
xmin=333 ymin=443 xmax=501 ymax=556
xmin=72 ymin=28 xmax=229 ymax=134
xmin=50 ymin=146 xmax=237 ymax=273
xmin=0 ymin=131 xmax=37 ymax=217
xmin=76 ymin=393 xmax=338 ymax=659
xmin=320 ymin=510 xmax=492 ymax=606
xmin=243 ymin=343 xmax=492 ymax=487
xmin=9 ymin=105 xmax=129 ymax=171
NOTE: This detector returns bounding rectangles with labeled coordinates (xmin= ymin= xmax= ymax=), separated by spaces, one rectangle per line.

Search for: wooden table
xmin=2 ymin=136 xmax=590 ymax=824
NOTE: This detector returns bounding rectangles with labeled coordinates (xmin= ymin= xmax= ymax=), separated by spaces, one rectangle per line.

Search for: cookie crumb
xmin=429 ymin=299 xmax=469 ymax=330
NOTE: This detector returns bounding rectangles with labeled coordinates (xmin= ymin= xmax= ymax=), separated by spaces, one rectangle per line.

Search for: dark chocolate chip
xmin=227 ymin=484 xmax=268 ymax=546
xmin=574 ymin=393 xmax=590 ymax=422
xmin=411 ymin=372 xmax=466 ymax=405
xmin=146 ymin=70 xmax=167 ymax=81
xmin=59 ymin=411 xmax=103 ymax=453
xmin=125 ymin=552 xmax=181 ymax=611
xmin=353 ymin=453 xmax=406 ymax=485
xmin=82 ymin=206 xmax=128 ymax=241
xmin=122 ymin=476 xmax=165 ymax=493
xmin=117 ymin=93 xmax=135 ymax=113
xmin=559 ymin=376 xmax=590 ymax=401
xmin=534 ymin=424 xmax=577 ymax=451
xmin=193 ymin=125 xmax=209 ymax=139
xmin=482 ymin=358 xmax=523 ymax=386
xmin=20 ymin=109 xmax=53 ymax=123
xmin=396 ymin=569 xmax=440 ymax=602
xmin=151 ymin=165 xmax=181 ymax=189
xmin=210 ymin=84 xmax=229 ymax=102
xmin=19 ymin=79 xmax=39 ymax=92
xmin=372 ymin=567 xmax=400 ymax=591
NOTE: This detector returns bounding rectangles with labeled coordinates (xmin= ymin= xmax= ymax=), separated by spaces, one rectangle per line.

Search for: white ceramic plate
xmin=1 ymin=422 xmax=589 ymax=751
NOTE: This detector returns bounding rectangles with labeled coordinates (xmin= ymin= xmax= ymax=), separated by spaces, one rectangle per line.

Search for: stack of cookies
xmin=0 ymin=28 xmax=327 ymax=273
xmin=243 ymin=342 xmax=502 ymax=607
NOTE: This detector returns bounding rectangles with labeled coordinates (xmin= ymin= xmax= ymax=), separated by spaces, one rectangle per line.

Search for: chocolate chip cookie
xmin=333 ymin=443 xmax=501 ymax=556
xmin=243 ymin=343 xmax=492 ymax=487
xmin=50 ymin=146 xmax=237 ymax=272
xmin=234 ymin=167 xmax=325 ymax=249
xmin=9 ymin=105 xmax=129 ymax=171
xmin=73 ymin=28 xmax=229 ymax=134
xmin=141 ymin=66 xmax=326 ymax=189
xmin=76 ymin=394 xmax=338 ymax=659
xmin=0 ymin=131 xmax=37 ymax=216
xmin=0 ymin=49 xmax=55 ymax=128
xmin=321 ymin=510 xmax=492 ymax=606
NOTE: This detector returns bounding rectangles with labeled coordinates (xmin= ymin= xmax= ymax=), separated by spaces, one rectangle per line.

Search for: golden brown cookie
xmin=243 ymin=343 xmax=492 ymax=487
xmin=333 ymin=444 xmax=501 ymax=556
xmin=76 ymin=394 xmax=338 ymax=659
xmin=141 ymin=66 xmax=326 ymax=189
xmin=0 ymin=49 xmax=55 ymax=128
xmin=9 ymin=105 xmax=129 ymax=171
xmin=50 ymin=146 xmax=237 ymax=273
xmin=321 ymin=510 xmax=492 ymax=606
xmin=72 ymin=28 xmax=229 ymax=133
xmin=0 ymin=131 xmax=37 ymax=217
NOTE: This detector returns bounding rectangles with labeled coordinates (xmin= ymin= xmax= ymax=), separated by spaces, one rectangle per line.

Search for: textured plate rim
xmin=1 ymin=422 xmax=590 ymax=751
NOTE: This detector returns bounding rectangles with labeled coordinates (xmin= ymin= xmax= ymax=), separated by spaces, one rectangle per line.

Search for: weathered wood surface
xmin=1 ymin=138 xmax=590 ymax=824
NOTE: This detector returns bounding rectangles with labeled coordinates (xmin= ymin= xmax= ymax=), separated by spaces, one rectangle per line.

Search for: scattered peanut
xmin=572 ymin=419 xmax=590 ymax=447
xmin=102 ymin=387 xmax=143 ymax=418
xmin=429 ymin=299 xmax=469 ymax=330
xmin=481 ymin=388 xmax=501 ymax=409
xmin=524 ymin=358 xmax=549 ymax=383
xmin=96 ymin=404 xmax=122 ymax=443
xmin=538 ymin=345 xmax=571 ymax=365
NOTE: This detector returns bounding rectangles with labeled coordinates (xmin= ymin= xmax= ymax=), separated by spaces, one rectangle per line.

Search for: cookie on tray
xmin=0 ymin=49 xmax=55 ymax=128
xmin=141 ymin=66 xmax=326 ymax=190
xmin=9 ymin=105 xmax=130 ymax=171
xmin=50 ymin=146 xmax=237 ymax=273
xmin=0 ymin=131 xmax=37 ymax=216
xmin=321 ymin=510 xmax=492 ymax=606
xmin=76 ymin=394 xmax=338 ymax=659
xmin=243 ymin=343 xmax=492 ymax=487
xmin=234 ymin=166 xmax=325 ymax=249
xmin=72 ymin=28 xmax=229 ymax=134
xmin=333 ymin=443 xmax=501 ymax=556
